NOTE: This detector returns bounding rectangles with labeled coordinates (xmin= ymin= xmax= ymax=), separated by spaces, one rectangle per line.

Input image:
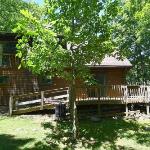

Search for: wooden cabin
xmin=0 ymin=32 xmax=132 ymax=106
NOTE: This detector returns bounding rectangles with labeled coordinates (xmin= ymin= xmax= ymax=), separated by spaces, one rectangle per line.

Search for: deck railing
xmin=76 ymin=85 xmax=150 ymax=103
xmin=9 ymin=85 xmax=150 ymax=115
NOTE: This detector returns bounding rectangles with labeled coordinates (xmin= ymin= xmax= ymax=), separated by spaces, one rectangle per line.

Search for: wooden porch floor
xmin=76 ymin=97 xmax=148 ymax=105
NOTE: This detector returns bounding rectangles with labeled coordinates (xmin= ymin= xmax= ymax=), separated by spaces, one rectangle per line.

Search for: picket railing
xmin=76 ymin=85 xmax=150 ymax=103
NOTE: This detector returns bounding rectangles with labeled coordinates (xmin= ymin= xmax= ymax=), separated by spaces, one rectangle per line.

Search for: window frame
xmin=0 ymin=41 xmax=17 ymax=67
xmin=0 ymin=76 xmax=9 ymax=85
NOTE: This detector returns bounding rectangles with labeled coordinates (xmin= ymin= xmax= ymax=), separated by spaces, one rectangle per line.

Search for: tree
xmin=13 ymin=0 xmax=120 ymax=139
xmin=114 ymin=0 xmax=150 ymax=84
xmin=0 ymin=0 xmax=42 ymax=32
xmin=134 ymin=2 xmax=150 ymax=84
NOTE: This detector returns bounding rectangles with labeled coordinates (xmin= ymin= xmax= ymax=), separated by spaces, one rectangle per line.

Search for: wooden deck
xmin=76 ymin=97 xmax=149 ymax=105
xmin=9 ymin=85 xmax=150 ymax=115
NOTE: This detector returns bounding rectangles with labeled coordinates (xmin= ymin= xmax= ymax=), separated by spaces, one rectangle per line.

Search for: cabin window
xmin=94 ymin=74 xmax=106 ymax=85
xmin=95 ymin=74 xmax=106 ymax=97
xmin=39 ymin=76 xmax=53 ymax=85
xmin=0 ymin=42 xmax=16 ymax=67
xmin=3 ymin=42 xmax=16 ymax=53
xmin=0 ymin=76 xmax=9 ymax=84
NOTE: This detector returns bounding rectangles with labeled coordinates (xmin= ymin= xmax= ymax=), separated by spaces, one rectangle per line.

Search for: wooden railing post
xmin=41 ymin=91 xmax=44 ymax=110
xmin=67 ymin=87 xmax=69 ymax=101
xmin=146 ymin=86 xmax=150 ymax=115
xmin=122 ymin=85 xmax=128 ymax=103
xmin=9 ymin=96 xmax=13 ymax=116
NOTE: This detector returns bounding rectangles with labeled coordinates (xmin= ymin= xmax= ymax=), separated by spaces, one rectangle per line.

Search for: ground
xmin=0 ymin=114 xmax=150 ymax=150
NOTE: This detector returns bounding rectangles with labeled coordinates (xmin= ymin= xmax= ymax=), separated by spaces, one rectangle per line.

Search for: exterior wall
xmin=76 ymin=68 xmax=129 ymax=99
xmin=0 ymin=34 xmax=130 ymax=105
xmin=91 ymin=67 xmax=128 ymax=85
xmin=0 ymin=65 xmax=128 ymax=105
xmin=0 ymin=64 xmax=70 ymax=105
xmin=0 ymin=68 xmax=36 ymax=105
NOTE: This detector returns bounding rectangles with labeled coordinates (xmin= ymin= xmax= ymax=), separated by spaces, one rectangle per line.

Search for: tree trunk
xmin=69 ymin=78 xmax=78 ymax=139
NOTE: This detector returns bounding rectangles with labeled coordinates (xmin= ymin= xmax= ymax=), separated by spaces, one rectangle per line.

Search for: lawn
xmin=0 ymin=115 xmax=150 ymax=150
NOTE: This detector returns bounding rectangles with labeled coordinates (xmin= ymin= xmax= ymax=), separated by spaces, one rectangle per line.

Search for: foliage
xmin=114 ymin=0 xmax=150 ymax=84
xmin=0 ymin=0 xmax=42 ymax=32
xmin=13 ymin=0 xmax=119 ymax=81
xmin=133 ymin=2 xmax=150 ymax=84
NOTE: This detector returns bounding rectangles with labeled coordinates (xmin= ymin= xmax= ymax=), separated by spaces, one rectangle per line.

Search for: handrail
xmin=9 ymin=87 xmax=69 ymax=115
xmin=75 ymin=85 xmax=150 ymax=103
xmin=12 ymin=87 xmax=69 ymax=100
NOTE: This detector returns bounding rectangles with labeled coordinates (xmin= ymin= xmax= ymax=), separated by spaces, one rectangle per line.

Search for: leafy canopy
xmin=114 ymin=0 xmax=150 ymax=84
xmin=14 ymin=0 xmax=119 ymax=82
xmin=0 ymin=0 xmax=42 ymax=32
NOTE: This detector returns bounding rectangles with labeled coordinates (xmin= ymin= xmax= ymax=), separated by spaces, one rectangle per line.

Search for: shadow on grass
xmin=0 ymin=134 xmax=34 ymax=150
xmin=31 ymin=118 xmax=150 ymax=150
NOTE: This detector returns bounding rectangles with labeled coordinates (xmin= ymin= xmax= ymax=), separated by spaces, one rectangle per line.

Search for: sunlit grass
xmin=0 ymin=115 xmax=150 ymax=150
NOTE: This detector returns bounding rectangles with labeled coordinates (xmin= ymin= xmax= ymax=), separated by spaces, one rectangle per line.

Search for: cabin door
xmin=94 ymin=73 xmax=106 ymax=97
xmin=88 ymin=73 xmax=106 ymax=98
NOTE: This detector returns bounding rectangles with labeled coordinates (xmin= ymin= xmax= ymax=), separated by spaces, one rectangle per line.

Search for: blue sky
xmin=25 ymin=0 xmax=44 ymax=5
xmin=34 ymin=0 xmax=43 ymax=5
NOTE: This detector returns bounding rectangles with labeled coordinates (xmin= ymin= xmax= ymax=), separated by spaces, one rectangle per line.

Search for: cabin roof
xmin=88 ymin=55 xmax=132 ymax=68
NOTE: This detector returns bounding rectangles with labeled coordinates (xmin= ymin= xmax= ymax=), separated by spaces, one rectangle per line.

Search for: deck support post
xmin=98 ymin=104 xmax=101 ymax=116
xmin=146 ymin=103 xmax=149 ymax=115
xmin=97 ymin=87 xmax=101 ymax=116
xmin=9 ymin=96 xmax=13 ymax=116
xmin=67 ymin=88 xmax=69 ymax=102
xmin=124 ymin=86 xmax=129 ymax=117
xmin=125 ymin=103 xmax=128 ymax=117
xmin=41 ymin=91 xmax=44 ymax=110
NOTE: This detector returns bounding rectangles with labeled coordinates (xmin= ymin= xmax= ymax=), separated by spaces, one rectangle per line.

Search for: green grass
xmin=0 ymin=115 xmax=150 ymax=150
xmin=0 ymin=115 xmax=48 ymax=150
